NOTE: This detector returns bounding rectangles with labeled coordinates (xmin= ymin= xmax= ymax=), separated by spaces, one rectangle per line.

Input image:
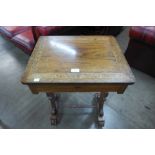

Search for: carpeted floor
xmin=0 ymin=27 xmax=155 ymax=129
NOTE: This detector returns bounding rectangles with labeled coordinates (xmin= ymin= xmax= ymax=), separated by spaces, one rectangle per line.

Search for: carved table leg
xmin=46 ymin=93 xmax=59 ymax=125
xmin=96 ymin=92 xmax=108 ymax=128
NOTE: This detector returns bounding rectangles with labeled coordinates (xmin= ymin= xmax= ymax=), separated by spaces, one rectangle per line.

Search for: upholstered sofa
xmin=0 ymin=26 xmax=72 ymax=55
xmin=125 ymin=26 xmax=155 ymax=77
xmin=0 ymin=26 xmax=123 ymax=55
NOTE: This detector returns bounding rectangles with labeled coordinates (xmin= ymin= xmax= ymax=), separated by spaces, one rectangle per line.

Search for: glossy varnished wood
xmin=21 ymin=36 xmax=135 ymax=86
xmin=21 ymin=36 xmax=135 ymax=127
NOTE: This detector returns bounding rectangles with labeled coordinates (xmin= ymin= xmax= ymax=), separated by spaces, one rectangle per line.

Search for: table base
xmin=46 ymin=92 xmax=108 ymax=128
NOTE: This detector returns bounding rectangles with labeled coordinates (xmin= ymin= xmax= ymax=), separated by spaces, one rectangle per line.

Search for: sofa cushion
xmin=11 ymin=28 xmax=35 ymax=55
xmin=0 ymin=26 xmax=30 ymax=39
xmin=129 ymin=26 xmax=155 ymax=46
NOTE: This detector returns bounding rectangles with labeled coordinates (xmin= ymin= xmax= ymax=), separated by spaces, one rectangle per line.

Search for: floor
xmin=0 ymin=28 xmax=155 ymax=129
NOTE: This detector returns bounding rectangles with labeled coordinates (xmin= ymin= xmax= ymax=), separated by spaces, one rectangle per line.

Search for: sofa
xmin=0 ymin=26 xmax=72 ymax=55
xmin=125 ymin=26 xmax=155 ymax=77
xmin=0 ymin=26 xmax=123 ymax=55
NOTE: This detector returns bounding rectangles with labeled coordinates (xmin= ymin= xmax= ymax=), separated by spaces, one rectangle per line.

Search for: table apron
xmin=27 ymin=83 xmax=128 ymax=94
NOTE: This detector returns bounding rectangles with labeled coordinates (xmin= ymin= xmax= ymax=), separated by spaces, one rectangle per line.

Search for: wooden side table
xmin=21 ymin=36 xmax=135 ymax=128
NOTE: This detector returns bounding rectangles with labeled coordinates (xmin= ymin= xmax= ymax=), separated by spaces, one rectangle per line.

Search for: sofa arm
xmin=129 ymin=26 xmax=155 ymax=46
xmin=0 ymin=26 xmax=31 ymax=39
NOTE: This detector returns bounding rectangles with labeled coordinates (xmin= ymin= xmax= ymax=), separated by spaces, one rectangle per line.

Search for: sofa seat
xmin=11 ymin=28 xmax=35 ymax=55
xmin=0 ymin=26 xmax=30 ymax=39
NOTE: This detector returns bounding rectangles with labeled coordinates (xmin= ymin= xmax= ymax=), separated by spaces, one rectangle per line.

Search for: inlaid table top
xmin=21 ymin=36 xmax=135 ymax=84
xmin=21 ymin=36 xmax=135 ymax=127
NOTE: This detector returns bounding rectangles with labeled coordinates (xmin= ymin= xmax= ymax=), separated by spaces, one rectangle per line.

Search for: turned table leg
xmin=46 ymin=93 xmax=59 ymax=125
xmin=96 ymin=92 xmax=108 ymax=128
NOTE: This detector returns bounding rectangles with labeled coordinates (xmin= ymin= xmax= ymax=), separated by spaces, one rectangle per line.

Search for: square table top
xmin=21 ymin=36 xmax=135 ymax=84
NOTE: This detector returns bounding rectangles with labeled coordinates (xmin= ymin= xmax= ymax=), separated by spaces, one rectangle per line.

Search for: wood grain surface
xmin=21 ymin=36 xmax=135 ymax=85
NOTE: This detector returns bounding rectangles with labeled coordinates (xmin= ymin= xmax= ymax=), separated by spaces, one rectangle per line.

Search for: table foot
xmin=95 ymin=92 xmax=108 ymax=128
xmin=98 ymin=116 xmax=105 ymax=128
xmin=46 ymin=93 xmax=60 ymax=125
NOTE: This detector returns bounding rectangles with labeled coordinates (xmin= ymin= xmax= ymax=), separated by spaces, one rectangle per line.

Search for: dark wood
xmin=21 ymin=36 xmax=135 ymax=128
xmin=28 ymin=83 xmax=127 ymax=94
xmin=96 ymin=92 xmax=108 ymax=128
xmin=46 ymin=93 xmax=59 ymax=125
